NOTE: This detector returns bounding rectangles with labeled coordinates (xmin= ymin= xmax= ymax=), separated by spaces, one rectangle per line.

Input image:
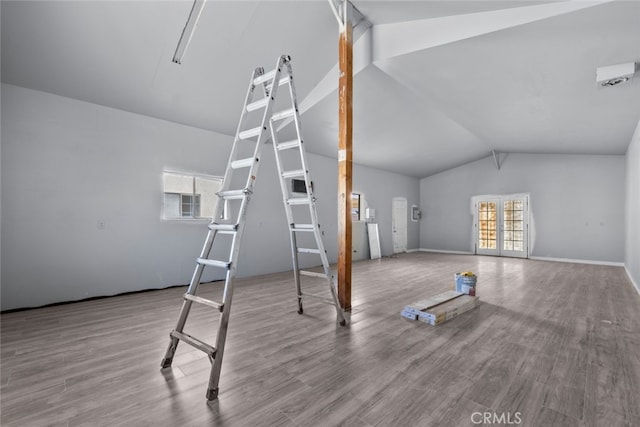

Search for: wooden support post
xmin=337 ymin=1 xmax=353 ymax=311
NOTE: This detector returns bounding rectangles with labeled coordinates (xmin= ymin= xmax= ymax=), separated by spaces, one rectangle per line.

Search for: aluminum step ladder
xmin=161 ymin=55 xmax=344 ymax=402
xmin=268 ymin=60 xmax=346 ymax=327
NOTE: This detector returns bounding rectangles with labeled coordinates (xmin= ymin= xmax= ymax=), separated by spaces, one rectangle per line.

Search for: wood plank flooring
xmin=2 ymin=253 xmax=639 ymax=426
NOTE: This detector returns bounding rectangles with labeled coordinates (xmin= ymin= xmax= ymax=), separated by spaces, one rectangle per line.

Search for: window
xmin=163 ymin=172 xmax=222 ymax=219
xmin=351 ymin=193 xmax=361 ymax=221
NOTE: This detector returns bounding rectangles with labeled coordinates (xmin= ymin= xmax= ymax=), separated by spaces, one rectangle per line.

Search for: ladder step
xmin=301 ymin=292 xmax=335 ymax=305
xmin=276 ymin=139 xmax=301 ymax=151
xmin=287 ymin=197 xmax=311 ymax=205
xmin=239 ymin=126 xmax=263 ymax=140
xmin=268 ymin=76 xmax=290 ymax=89
xmin=197 ymin=258 xmax=231 ymax=269
xmin=218 ymin=189 xmax=248 ymax=200
xmin=291 ymin=224 xmax=315 ymax=232
xmin=246 ymin=98 xmax=268 ymax=112
xmin=300 ymin=270 xmax=327 ymax=279
xmin=231 ymin=157 xmax=256 ymax=169
xmin=282 ymin=169 xmax=305 ymax=179
xmin=170 ymin=330 xmax=216 ymax=357
xmin=254 ymin=69 xmax=276 ymax=85
xmin=184 ymin=294 xmax=223 ymax=311
xmin=208 ymin=223 xmax=238 ymax=232
xmin=298 ymin=248 xmax=321 ymax=254
xmin=271 ymin=108 xmax=295 ymax=121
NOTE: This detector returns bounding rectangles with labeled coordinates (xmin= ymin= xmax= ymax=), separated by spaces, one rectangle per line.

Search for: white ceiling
xmin=2 ymin=0 xmax=639 ymax=178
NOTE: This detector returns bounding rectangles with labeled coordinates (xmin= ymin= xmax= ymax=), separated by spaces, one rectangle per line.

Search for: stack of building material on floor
xmin=401 ymin=279 xmax=480 ymax=326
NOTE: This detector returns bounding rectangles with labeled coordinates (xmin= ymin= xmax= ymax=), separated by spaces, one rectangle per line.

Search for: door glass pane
xmin=503 ymin=199 xmax=525 ymax=253
xmin=478 ymin=202 xmax=497 ymax=250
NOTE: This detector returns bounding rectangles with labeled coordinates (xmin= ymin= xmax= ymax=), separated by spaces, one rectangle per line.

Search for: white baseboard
xmin=419 ymin=248 xmax=474 ymax=255
xmin=406 ymin=248 xmax=421 ymax=253
xmin=528 ymin=256 xmax=624 ymax=267
xmin=624 ymin=265 xmax=640 ymax=296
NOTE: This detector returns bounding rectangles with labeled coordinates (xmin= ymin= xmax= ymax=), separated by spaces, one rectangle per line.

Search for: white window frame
xmin=162 ymin=171 xmax=222 ymax=221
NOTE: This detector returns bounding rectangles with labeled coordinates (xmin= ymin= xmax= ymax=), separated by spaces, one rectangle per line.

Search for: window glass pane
xmin=504 ymin=231 xmax=513 ymax=241
xmin=514 ymin=241 xmax=524 ymax=252
xmin=514 ymin=221 xmax=523 ymax=231
xmin=514 ymin=201 xmax=523 ymax=210
xmin=514 ymin=231 xmax=523 ymax=241
xmin=164 ymin=173 xmax=193 ymax=194
xmin=504 ymin=201 xmax=513 ymax=210
xmin=489 ymin=241 xmax=496 ymax=249
xmin=195 ymin=177 xmax=220 ymax=219
xmin=514 ymin=211 xmax=523 ymax=221
xmin=351 ymin=193 xmax=361 ymax=221
xmin=164 ymin=194 xmax=181 ymax=219
xmin=504 ymin=241 xmax=513 ymax=251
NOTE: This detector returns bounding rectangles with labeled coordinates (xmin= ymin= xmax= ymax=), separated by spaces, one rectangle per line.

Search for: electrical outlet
xmin=97 ymin=220 xmax=106 ymax=230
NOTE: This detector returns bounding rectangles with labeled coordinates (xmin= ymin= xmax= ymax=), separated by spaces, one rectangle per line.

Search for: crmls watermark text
xmin=471 ymin=411 xmax=523 ymax=425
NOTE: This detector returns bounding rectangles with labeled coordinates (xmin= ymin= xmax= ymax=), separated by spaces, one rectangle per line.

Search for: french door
xmin=475 ymin=195 xmax=529 ymax=258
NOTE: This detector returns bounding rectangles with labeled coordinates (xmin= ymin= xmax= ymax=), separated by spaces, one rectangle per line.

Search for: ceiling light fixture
xmin=601 ymin=77 xmax=629 ymax=87
xmin=172 ymin=0 xmax=207 ymax=64
xmin=596 ymin=62 xmax=636 ymax=87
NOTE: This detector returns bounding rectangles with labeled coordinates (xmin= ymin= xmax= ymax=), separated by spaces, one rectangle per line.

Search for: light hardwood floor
xmin=2 ymin=253 xmax=639 ymax=426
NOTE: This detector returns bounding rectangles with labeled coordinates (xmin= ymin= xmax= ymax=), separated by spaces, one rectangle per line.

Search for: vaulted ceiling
xmin=2 ymin=1 xmax=639 ymax=177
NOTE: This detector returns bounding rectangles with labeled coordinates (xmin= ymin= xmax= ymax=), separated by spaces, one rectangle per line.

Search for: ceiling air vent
xmin=596 ymin=62 xmax=637 ymax=87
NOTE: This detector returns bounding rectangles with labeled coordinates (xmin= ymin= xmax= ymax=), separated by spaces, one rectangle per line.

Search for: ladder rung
xmin=301 ymin=292 xmax=335 ymax=305
xmin=184 ymin=294 xmax=223 ymax=311
xmin=208 ymin=223 xmax=238 ymax=232
xmin=271 ymin=108 xmax=295 ymax=121
xmin=239 ymin=126 xmax=263 ymax=140
xmin=291 ymin=224 xmax=315 ymax=232
xmin=268 ymin=76 xmax=290 ymax=89
xmin=298 ymin=248 xmax=321 ymax=254
xmin=170 ymin=330 xmax=216 ymax=357
xmin=231 ymin=157 xmax=256 ymax=169
xmin=287 ymin=197 xmax=311 ymax=205
xmin=282 ymin=169 xmax=305 ymax=179
xmin=218 ymin=189 xmax=248 ymax=200
xmin=300 ymin=270 xmax=327 ymax=279
xmin=246 ymin=98 xmax=268 ymax=112
xmin=197 ymin=258 xmax=231 ymax=269
xmin=254 ymin=69 xmax=276 ymax=85
xmin=276 ymin=139 xmax=301 ymax=151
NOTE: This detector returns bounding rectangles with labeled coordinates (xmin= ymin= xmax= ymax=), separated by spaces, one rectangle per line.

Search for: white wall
xmin=625 ymin=120 xmax=640 ymax=293
xmin=420 ymin=153 xmax=626 ymax=263
xmin=1 ymin=84 xmax=419 ymax=310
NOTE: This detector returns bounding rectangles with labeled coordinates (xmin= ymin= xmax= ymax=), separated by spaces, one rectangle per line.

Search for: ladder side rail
xmin=242 ymin=57 xmax=285 ymax=194
xmin=207 ymin=227 xmax=241 ymax=400
xmin=284 ymin=60 xmax=331 ymax=271
xmin=207 ymin=57 xmax=288 ymax=400
xmin=269 ymin=113 xmax=303 ymax=314
xmin=283 ymin=60 xmax=345 ymax=325
xmin=218 ymin=67 xmax=264 ymax=197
